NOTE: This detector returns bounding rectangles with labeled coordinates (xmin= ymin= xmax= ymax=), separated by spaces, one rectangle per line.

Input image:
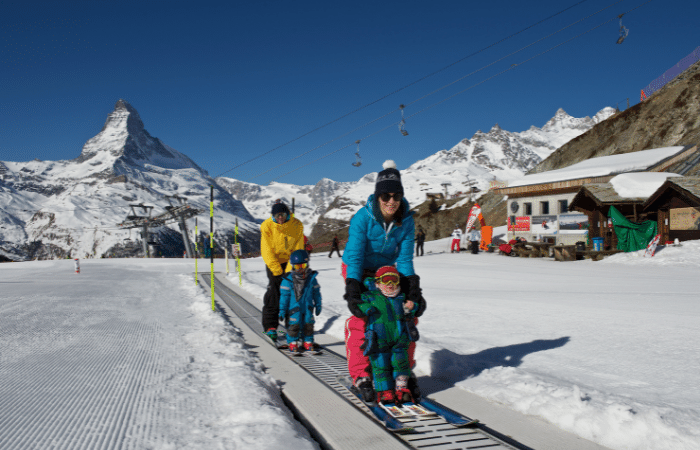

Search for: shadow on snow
xmin=422 ymin=336 xmax=570 ymax=390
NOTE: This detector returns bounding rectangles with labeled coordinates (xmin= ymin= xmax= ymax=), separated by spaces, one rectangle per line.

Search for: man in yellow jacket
xmin=261 ymin=201 xmax=304 ymax=342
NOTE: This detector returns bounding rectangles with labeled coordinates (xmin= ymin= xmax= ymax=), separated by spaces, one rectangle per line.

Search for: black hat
xmin=375 ymin=160 xmax=403 ymax=197
xmin=271 ymin=201 xmax=290 ymax=216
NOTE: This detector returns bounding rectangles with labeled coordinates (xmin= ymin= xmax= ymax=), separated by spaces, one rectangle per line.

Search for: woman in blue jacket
xmin=341 ymin=160 xmax=426 ymax=404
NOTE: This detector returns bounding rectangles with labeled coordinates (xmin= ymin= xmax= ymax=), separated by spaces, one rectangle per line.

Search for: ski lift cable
xmin=257 ymin=0 xmax=633 ymax=182
xmin=406 ymin=16 xmax=623 ymax=120
xmin=272 ymin=121 xmax=402 ymax=181
xmin=246 ymin=1 xmax=620 ymax=183
xmin=244 ymin=107 xmax=402 ymax=181
xmin=213 ymin=0 xmax=593 ymax=180
xmin=266 ymin=0 xmax=654 ymax=184
xmin=402 ymin=0 xmax=653 ymax=120
xmin=403 ymin=0 xmax=625 ymax=110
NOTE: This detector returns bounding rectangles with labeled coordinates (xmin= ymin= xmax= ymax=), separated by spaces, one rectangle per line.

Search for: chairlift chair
xmin=352 ymin=140 xmax=362 ymax=167
xmin=399 ymin=104 xmax=409 ymax=136
xmin=616 ymin=14 xmax=629 ymax=44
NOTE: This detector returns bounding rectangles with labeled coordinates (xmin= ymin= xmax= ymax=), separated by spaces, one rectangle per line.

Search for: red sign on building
xmin=508 ymin=216 xmax=531 ymax=232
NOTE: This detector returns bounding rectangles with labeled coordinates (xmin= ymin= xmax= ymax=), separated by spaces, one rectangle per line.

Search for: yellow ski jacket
xmin=260 ymin=216 xmax=305 ymax=276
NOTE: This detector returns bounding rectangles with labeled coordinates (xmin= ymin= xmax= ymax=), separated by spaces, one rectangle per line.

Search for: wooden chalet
xmin=568 ymin=183 xmax=649 ymax=250
xmin=493 ymin=145 xmax=697 ymax=245
xmin=643 ymin=177 xmax=700 ymax=243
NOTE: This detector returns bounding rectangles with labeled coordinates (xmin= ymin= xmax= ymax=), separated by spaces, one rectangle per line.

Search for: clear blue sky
xmin=1 ymin=0 xmax=697 ymax=186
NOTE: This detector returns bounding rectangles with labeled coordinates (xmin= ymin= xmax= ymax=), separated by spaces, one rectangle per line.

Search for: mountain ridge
xmin=217 ymin=106 xmax=616 ymax=241
xmin=0 ymin=100 xmax=258 ymax=261
xmin=0 ymin=101 xmax=617 ymax=261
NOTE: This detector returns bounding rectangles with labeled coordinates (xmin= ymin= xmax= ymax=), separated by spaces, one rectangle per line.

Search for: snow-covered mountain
xmin=219 ymin=107 xmax=616 ymax=236
xmin=215 ymin=177 xmax=355 ymax=231
xmin=1 ymin=103 xmax=614 ymax=260
xmin=0 ymin=100 xmax=259 ymax=261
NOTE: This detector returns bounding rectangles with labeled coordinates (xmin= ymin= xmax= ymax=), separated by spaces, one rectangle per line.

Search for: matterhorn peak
xmin=102 ymin=99 xmax=146 ymax=135
xmin=76 ymin=100 xmax=202 ymax=174
xmin=490 ymin=123 xmax=502 ymax=132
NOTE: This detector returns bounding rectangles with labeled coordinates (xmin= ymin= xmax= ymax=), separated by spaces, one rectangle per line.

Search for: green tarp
xmin=608 ymin=205 xmax=658 ymax=252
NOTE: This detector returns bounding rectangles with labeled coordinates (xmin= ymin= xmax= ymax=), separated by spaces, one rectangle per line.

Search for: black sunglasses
xmin=379 ymin=193 xmax=402 ymax=202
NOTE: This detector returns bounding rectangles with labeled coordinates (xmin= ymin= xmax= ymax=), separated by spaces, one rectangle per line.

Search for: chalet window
xmin=540 ymin=201 xmax=549 ymax=215
xmin=524 ymin=202 xmax=532 ymax=215
xmin=559 ymin=199 xmax=568 ymax=213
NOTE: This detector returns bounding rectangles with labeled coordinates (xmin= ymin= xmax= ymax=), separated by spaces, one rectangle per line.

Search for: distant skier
xmin=467 ymin=227 xmax=481 ymax=254
xmin=328 ymin=234 xmax=342 ymax=258
xmin=450 ymin=225 xmax=462 ymax=253
xmin=356 ymin=266 xmax=418 ymax=404
xmin=415 ymin=227 xmax=425 ymax=257
xmin=279 ymin=250 xmax=322 ymax=353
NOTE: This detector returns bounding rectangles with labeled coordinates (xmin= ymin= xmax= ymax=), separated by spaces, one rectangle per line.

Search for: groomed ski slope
xmin=0 ymin=259 xmax=318 ymax=450
xmin=1 ymin=235 xmax=699 ymax=449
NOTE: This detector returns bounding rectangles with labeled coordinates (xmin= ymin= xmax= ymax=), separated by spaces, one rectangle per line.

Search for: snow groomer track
xmin=204 ymin=274 xmax=524 ymax=450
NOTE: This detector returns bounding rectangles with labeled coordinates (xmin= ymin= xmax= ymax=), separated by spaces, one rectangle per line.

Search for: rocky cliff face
xmin=531 ymin=61 xmax=700 ymax=175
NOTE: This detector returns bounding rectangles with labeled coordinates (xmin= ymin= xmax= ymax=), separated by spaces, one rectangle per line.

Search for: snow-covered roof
xmin=508 ymin=146 xmax=688 ymax=188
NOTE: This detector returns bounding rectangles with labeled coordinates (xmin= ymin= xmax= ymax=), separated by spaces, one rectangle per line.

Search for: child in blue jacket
xmin=279 ymin=250 xmax=322 ymax=353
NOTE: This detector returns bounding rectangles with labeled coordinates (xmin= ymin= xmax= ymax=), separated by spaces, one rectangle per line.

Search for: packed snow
xmin=609 ymin=172 xmax=682 ymax=198
xmin=2 ymin=232 xmax=699 ymax=449
xmin=0 ymin=259 xmax=318 ymax=450
xmin=508 ymin=146 xmax=687 ymax=187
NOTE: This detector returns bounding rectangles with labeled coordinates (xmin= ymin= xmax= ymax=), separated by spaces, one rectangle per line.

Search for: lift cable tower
xmin=117 ymin=199 xmax=202 ymax=258
xmin=163 ymin=195 xmax=200 ymax=258
xmin=440 ymin=182 xmax=451 ymax=200
xmin=118 ymin=204 xmax=160 ymax=257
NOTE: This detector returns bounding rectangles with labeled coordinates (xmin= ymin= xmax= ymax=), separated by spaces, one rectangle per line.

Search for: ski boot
xmin=377 ymin=390 xmax=396 ymax=405
xmin=395 ymin=375 xmax=414 ymax=404
xmin=265 ymin=328 xmax=278 ymax=343
xmin=407 ymin=373 xmax=422 ymax=402
xmin=288 ymin=341 xmax=299 ymax=354
xmin=303 ymin=341 xmax=314 ymax=351
xmin=355 ymin=377 xmax=376 ymax=404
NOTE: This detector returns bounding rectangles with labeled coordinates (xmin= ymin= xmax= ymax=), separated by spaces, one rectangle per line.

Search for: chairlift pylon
xmin=399 ymin=104 xmax=409 ymax=136
xmin=616 ymin=14 xmax=629 ymax=44
xmin=352 ymin=140 xmax=362 ymax=167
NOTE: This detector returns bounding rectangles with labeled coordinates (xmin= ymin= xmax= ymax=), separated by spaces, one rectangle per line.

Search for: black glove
xmin=344 ymin=278 xmax=365 ymax=318
xmin=406 ymin=275 xmax=426 ymax=317
xmin=269 ymin=272 xmax=285 ymax=288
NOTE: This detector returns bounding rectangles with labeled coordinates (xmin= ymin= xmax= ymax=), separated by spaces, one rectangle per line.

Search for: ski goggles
xmin=375 ymin=273 xmax=400 ymax=286
xmin=292 ymin=263 xmax=308 ymax=271
xmin=378 ymin=192 xmax=402 ymax=202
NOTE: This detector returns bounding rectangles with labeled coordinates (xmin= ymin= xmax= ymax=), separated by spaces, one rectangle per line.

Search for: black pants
xmin=328 ymin=246 xmax=342 ymax=257
xmin=470 ymin=241 xmax=479 ymax=254
xmin=416 ymin=242 xmax=424 ymax=256
xmin=262 ymin=263 xmax=287 ymax=331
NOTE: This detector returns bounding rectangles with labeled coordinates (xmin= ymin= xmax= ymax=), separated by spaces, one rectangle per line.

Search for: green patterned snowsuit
xmin=357 ymin=290 xmax=415 ymax=392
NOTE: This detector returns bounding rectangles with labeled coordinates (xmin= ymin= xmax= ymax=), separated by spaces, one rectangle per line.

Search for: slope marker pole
xmin=210 ymin=185 xmax=215 ymax=311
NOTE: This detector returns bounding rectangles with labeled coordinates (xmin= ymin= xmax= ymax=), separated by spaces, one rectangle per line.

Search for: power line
xmin=214 ymin=0 xmax=593 ymax=179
